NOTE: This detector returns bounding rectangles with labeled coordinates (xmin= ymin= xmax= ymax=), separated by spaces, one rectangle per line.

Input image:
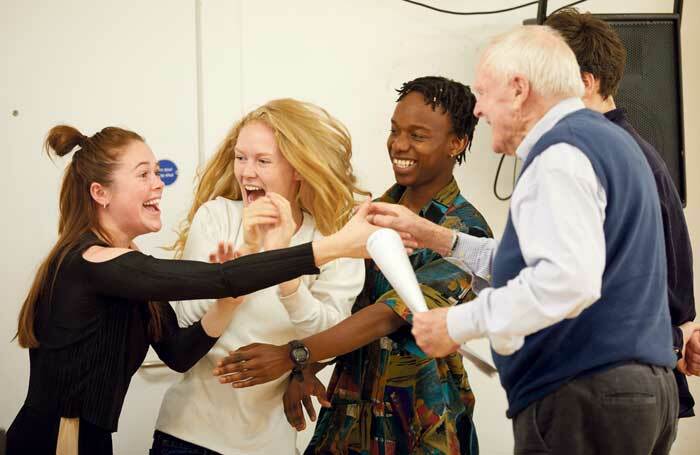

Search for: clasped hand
xmin=241 ymin=192 xmax=296 ymax=254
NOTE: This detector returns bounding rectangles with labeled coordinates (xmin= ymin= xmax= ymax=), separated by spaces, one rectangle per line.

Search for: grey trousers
xmin=513 ymin=362 xmax=679 ymax=455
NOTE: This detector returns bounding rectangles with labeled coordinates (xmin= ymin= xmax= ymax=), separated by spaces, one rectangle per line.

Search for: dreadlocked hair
xmin=396 ymin=76 xmax=479 ymax=164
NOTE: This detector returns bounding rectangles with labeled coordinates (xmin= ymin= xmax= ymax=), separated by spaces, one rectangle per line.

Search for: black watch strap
xmin=290 ymin=367 xmax=304 ymax=382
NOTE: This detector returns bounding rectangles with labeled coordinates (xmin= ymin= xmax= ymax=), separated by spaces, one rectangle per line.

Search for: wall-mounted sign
xmin=158 ymin=159 xmax=178 ymax=186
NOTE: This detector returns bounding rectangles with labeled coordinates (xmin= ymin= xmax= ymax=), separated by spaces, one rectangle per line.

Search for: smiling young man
xmin=213 ymin=76 xmax=492 ymax=455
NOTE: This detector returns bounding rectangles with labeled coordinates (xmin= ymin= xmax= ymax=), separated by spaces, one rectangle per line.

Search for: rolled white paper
xmin=366 ymin=228 xmax=497 ymax=377
xmin=366 ymin=228 xmax=428 ymax=312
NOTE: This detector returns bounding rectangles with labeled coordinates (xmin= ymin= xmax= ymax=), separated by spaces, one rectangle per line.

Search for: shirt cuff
xmin=449 ymin=233 xmax=493 ymax=285
xmin=447 ymin=290 xmax=526 ymax=356
xmin=489 ymin=334 xmax=525 ymax=356
xmin=447 ymin=293 xmax=489 ymax=344
xmin=277 ymin=281 xmax=317 ymax=323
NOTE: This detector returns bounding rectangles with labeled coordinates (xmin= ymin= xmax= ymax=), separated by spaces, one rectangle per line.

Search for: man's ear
xmin=511 ymin=74 xmax=531 ymax=110
xmin=581 ymin=71 xmax=598 ymax=98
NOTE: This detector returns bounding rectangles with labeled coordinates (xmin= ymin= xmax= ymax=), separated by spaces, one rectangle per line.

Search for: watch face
xmin=292 ymin=347 xmax=309 ymax=363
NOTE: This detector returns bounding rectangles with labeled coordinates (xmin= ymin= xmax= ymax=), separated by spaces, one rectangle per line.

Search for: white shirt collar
xmin=515 ymin=97 xmax=586 ymax=161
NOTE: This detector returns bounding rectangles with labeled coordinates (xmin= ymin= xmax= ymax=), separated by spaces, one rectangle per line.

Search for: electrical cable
xmin=399 ymin=0 xmax=589 ymax=201
xmin=399 ymin=0 xmax=540 ymax=16
xmin=494 ymin=155 xmax=517 ymax=201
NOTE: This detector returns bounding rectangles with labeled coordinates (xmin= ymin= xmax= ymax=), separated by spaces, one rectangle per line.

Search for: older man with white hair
xmin=369 ymin=25 xmax=678 ymax=454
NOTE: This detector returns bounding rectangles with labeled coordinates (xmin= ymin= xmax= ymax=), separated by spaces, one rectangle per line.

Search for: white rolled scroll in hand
xmin=366 ymin=228 xmax=497 ymax=377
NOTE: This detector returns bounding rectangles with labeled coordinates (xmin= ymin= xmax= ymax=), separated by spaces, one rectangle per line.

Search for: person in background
xmin=6 ymin=124 xmax=380 ymax=455
xmin=153 ymin=99 xmax=366 ymax=455
xmin=546 ymin=7 xmax=698 ymax=418
xmin=372 ymin=26 xmax=679 ymax=454
xmin=214 ymin=76 xmax=491 ymax=455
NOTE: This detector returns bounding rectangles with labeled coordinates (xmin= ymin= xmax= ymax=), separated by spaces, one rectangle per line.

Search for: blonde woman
xmin=152 ymin=99 xmax=367 ymax=454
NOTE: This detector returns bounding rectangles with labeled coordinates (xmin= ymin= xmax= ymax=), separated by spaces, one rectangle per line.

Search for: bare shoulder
xmin=82 ymin=245 xmax=137 ymax=263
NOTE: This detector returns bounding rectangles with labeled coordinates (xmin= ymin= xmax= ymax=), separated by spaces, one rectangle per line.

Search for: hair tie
xmin=76 ymin=134 xmax=93 ymax=153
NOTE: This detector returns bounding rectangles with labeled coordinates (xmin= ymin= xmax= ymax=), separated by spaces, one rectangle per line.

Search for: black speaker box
xmin=594 ymin=14 xmax=686 ymax=205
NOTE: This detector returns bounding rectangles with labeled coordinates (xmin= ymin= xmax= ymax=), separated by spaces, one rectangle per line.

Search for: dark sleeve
xmin=150 ymin=302 xmax=218 ymax=373
xmin=654 ymin=168 xmax=696 ymax=326
xmin=85 ymin=242 xmax=320 ymax=302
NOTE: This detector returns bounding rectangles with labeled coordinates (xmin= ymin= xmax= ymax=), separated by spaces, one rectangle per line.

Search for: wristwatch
xmin=288 ymin=340 xmax=310 ymax=381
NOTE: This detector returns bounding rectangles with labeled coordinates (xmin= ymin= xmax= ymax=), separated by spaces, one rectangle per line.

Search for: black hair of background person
xmin=396 ymin=76 xmax=479 ymax=165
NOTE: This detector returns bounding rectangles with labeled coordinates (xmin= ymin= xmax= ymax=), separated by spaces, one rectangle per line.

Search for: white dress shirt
xmin=155 ymin=197 xmax=364 ymax=455
xmin=447 ymin=98 xmax=608 ymax=355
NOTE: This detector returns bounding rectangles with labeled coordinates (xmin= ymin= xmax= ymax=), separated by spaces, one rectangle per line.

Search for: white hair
xmin=480 ymin=25 xmax=584 ymax=99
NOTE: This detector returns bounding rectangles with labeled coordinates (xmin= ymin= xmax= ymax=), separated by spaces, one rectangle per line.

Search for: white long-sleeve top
xmin=447 ymin=98 xmax=608 ymax=355
xmin=155 ymin=197 xmax=365 ymax=454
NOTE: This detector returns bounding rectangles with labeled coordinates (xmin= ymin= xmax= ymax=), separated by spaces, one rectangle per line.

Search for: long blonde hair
xmin=172 ymin=98 xmax=368 ymax=257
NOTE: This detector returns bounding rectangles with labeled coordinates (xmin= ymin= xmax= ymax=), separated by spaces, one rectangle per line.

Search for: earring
xmin=103 ymin=203 xmax=107 ymax=209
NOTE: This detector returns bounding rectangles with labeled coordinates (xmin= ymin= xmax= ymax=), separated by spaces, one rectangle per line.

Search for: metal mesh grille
xmin=607 ymin=19 xmax=685 ymax=202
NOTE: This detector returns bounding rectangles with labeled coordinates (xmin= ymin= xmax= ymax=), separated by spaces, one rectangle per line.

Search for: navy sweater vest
xmin=491 ymin=108 xmax=676 ymax=418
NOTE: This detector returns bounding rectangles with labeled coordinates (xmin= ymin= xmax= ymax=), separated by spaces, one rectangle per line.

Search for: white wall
xmin=1 ymin=1 xmax=698 ymax=454
xmin=0 ymin=0 xmax=200 ymax=452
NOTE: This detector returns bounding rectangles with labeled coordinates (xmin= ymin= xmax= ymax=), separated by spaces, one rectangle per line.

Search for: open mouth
xmin=243 ymin=185 xmax=266 ymax=204
xmin=143 ymin=198 xmax=161 ymax=214
xmin=392 ymin=158 xmax=417 ymax=170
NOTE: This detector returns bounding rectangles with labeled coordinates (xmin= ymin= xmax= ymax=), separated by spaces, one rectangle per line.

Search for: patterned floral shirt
xmin=307 ymin=179 xmax=492 ymax=455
